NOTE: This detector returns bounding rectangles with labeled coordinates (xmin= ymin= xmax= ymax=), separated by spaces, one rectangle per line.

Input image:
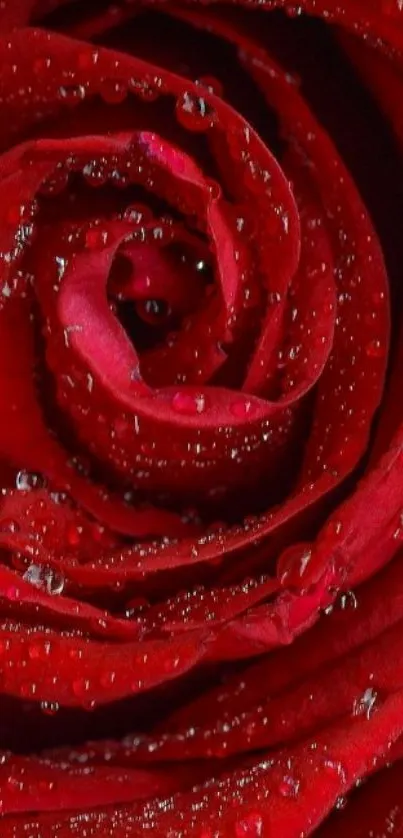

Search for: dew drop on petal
xmin=129 ymin=77 xmax=159 ymax=101
xmin=29 ymin=640 xmax=52 ymax=661
xmin=206 ymin=178 xmax=220 ymax=200
xmin=6 ymin=204 xmax=25 ymax=224
xmin=268 ymin=291 xmax=282 ymax=305
xmin=77 ymin=49 xmax=99 ymax=70
xmin=235 ymin=812 xmax=264 ymax=837
xmin=40 ymin=168 xmax=69 ymax=196
xmin=99 ymin=79 xmax=127 ymax=104
xmin=40 ymin=701 xmax=60 ymax=716
xmin=66 ymin=523 xmax=83 ymax=547
xmin=7 ymin=775 xmax=24 ymax=792
xmin=279 ymin=544 xmax=312 ymax=587
xmin=73 ymin=678 xmax=91 ymax=697
xmin=172 ymin=391 xmax=207 ymax=415
xmin=33 ymin=57 xmax=51 ymax=74
xmin=335 ymin=795 xmax=348 ymax=810
xmin=136 ymin=299 xmax=170 ymax=325
xmin=195 ymin=258 xmax=210 ymax=274
xmin=82 ymin=160 xmax=108 ymax=188
xmin=353 ymin=687 xmax=379 ymax=719
xmin=175 ymin=91 xmax=216 ymax=132
xmin=58 ymin=84 xmax=86 ymax=104
xmin=0 ymin=519 xmax=20 ymax=534
xmin=323 ymin=759 xmax=347 ymax=784
xmin=23 ymin=564 xmax=65 ymax=596
xmin=85 ymin=227 xmax=109 ymax=250
xmin=197 ymin=75 xmax=223 ymax=97
xmin=37 ymin=779 xmax=57 ymax=794
xmin=278 ymin=775 xmax=301 ymax=798
xmin=393 ymin=511 xmax=403 ymax=540
xmin=230 ymin=399 xmax=255 ymax=419
xmin=381 ymin=0 xmax=403 ymax=15
xmin=337 ymin=590 xmax=358 ymax=611
xmin=123 ymin=204 xmax=153 ymax=224
xmin=100 ymin=670 xmax=116 ymax=688
xmin=6 ymin=585 xmax=20 ymax=601
xmin=365 ymin=338 xmax=385 ymax=358
xmin=16 ymin=470 xmax=45 ymax=491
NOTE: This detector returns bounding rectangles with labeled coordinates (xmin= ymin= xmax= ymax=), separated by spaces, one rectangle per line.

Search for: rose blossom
xmin=0 ymin=0 xmax=402 ymax=835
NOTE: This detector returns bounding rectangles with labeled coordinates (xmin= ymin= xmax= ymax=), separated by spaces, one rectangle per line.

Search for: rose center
xmin=107 ymin=238 xmax=212 ymax=355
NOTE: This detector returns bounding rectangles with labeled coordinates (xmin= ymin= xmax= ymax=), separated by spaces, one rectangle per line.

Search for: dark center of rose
xmin=107 ymin=239 xmax=213 ymax=356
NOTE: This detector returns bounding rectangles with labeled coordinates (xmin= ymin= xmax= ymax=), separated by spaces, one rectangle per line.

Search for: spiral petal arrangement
xmin=0 ymin=1 xmax=402 ymax=835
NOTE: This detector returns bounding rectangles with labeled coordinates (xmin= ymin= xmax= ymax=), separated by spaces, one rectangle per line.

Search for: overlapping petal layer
xmin=0 ymin=0 xmax=402 ymax=835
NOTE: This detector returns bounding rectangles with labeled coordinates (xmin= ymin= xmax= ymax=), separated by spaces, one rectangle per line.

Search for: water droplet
xmin=29 ymin=640 xmax=52 ymax=661
xmin=33 ymin=56 xmax=51 ymax=73
xmin=197 ymin=76 xmax=223 ymax=97
xmin=37 ymin=779 xmax=57 ymax=793
xmin=100 ymin=670 xmax=116 ymax=688
xmin=0 ymin=519 xmax=20 ymax=534
xmin=50 ymin=491 xmax=68 ymax=505
xmin=172 ymin=391 xmax=207 ymax=415
xmin=230 ymin=399 xmax=256 ymax=419
xmin=323 ymin=759 xmax=347 ymax=783
xmin=66 ymin=523 xmax=83 ymax=547
xmin=82 ymin=160 xmax=108 ymax=187
xmin=279 ymin=544 xmax=312 ymax=588
xmin=353 ymin=687 xmax=379 ymax=719
xmin=77 ymin=49 xmax=99 ymax=70
xmin=123 ymin=204 xmax=153 ymax=224
xmin=99 ymin=79 xmax=127 ymax=104
xmin=337 ymin=590 xmax=358 ymax=610
xmin=335 ymin=795 xmax=347 ymax=810
xmin=278 ymin=775 xmax=301 ymax=798
xmin=110 ymin=168 xmax=128 ymax=189
xmin=6 ymin=585 xmax=20 ymax=600
xmin=129 ymin=77 xmax=159 ymax=101
xmin=393 ymin=511 xmax=403 ymax=540
xmin=195 ymin=258 xmax=209 ymax=273
xmin=73 ymin=678 xmax=91 ymax=697
xmin=113 ymin=416 xmax=129 ymax=438
xmin=58 ymin=84 xmax=86 ymax=104
xmin=16 ymin=470 xmax=45 ymax=491
xmin=6 ymin=204 xmax=25 ymax=224
xmin=206 ymin=178 xmax=220 ymax=200
xmin=381 ymin=0 xmax=403 ymax=15
xmin=365 ymin=338 xmax=385 ymax=358
xmin=40 ymin=168 xmax=69 ymax=196
xmin=85 ymin=227 xmax=109 ymax=250
xmin=40 ymin=701 xmax=60 ymax=715
xmin=175 ymin=91 xmax=216 ymax=132
xmin=235 ymin=813 xmax=263 ymax=836
xmin=7 ymin=775 xmax=24 ymax=792
xmin=135 ymin=299 xmax=170 ymax=325
xmin=23 ymin=564 xmax=65 ymax=596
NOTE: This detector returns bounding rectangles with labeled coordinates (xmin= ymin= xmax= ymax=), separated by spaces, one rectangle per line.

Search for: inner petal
xmin=108 ymin=236 xmax=212 ymax=368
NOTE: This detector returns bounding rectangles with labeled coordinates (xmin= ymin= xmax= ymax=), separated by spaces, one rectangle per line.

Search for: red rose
xmin=0 ymin=0 xmax=402 ymax=835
